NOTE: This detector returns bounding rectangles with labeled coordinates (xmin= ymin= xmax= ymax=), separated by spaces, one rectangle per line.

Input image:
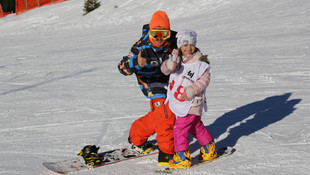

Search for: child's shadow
xmin=189 ymin=92 xmax=301 ymax=152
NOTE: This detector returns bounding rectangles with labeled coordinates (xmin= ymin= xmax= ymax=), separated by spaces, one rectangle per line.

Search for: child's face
xmin=180 ymin=44 xmax=195 ymax=57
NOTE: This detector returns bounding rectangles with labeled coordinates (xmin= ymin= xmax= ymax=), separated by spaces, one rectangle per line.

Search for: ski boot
xmin=158 ymin=149 xmax=174 ymax=166
xmin=198 ymin=140 xmax=217 ymax=162
xmin=128 ymin=137 xmax=154 ymax=154
xmin=169 ymin=150 xmax=191 ymax=169
xmin=78 ymin=145 xmax=103 ymax=166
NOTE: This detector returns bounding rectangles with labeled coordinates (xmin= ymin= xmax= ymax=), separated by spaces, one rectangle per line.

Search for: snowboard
xmin=42 ymin=147 xmax=158 ymax=174
xmin=156 ymin=146 xmax=235 ymax=173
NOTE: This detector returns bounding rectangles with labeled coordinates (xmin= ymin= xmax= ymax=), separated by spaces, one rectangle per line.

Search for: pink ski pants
xmin=173 ymin=114 xmax=213 ymax=152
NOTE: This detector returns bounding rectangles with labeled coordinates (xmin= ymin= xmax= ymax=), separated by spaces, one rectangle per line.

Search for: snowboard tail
xmin=43 ymin=147 xmax=158 ymax=174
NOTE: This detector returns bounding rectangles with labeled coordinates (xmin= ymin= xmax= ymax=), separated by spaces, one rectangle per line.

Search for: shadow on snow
xmin=189 ymin=92 xmax=302 ymax=152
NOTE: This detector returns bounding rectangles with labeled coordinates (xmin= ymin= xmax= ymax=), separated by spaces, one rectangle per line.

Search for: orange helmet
xmin=149 ymin=11 xmax=170 ymax=30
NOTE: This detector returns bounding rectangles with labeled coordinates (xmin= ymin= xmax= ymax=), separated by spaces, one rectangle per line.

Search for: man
xmin=118 ymin=11 xmax=177 ymax=165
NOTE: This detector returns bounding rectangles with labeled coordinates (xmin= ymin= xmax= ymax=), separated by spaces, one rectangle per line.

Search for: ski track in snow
xmin=0 ymin=0 xmax=309 ymax=174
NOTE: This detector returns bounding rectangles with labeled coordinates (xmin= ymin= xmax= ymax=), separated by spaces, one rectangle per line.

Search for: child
xmin=161 ymin=30 xmax=217 ymax=169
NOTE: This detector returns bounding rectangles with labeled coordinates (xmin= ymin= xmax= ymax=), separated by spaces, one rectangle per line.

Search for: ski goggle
xmin=149 ymin=30 xmax=171 ymax=40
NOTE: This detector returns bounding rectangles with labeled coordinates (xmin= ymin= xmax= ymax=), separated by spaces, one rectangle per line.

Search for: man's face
xmin=149 ymin=27 xmax=170 ymax=47
xmin=153 ymin=38 xmax=166 ymax=47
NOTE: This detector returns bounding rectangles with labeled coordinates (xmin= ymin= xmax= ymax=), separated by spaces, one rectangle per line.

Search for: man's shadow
xmin=189 ymin=93 xmax=302 ymax=152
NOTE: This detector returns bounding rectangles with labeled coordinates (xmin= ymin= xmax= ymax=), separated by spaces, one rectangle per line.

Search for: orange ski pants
xmin=129 ymin=98 xmax=176 ymax=154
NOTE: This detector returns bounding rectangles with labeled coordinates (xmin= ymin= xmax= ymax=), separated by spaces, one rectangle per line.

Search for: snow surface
xmin=0 ymin=0 xmax=310 ymax=174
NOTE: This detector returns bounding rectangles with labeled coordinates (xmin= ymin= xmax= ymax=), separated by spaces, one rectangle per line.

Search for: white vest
xmin=165 ymin=61 xmax=210 ymax=117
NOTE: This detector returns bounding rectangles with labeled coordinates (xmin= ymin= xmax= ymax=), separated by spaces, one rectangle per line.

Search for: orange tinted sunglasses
xmin=149 ymin=30 xmax=171 ymax=40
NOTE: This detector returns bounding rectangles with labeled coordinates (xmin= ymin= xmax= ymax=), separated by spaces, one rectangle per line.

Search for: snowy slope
xmin=0 ymin=0 xmax=309 ymax=174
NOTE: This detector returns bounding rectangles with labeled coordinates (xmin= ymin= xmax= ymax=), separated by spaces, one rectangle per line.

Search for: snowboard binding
xmin=78 ymin=145 xmax=103 ymax=166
